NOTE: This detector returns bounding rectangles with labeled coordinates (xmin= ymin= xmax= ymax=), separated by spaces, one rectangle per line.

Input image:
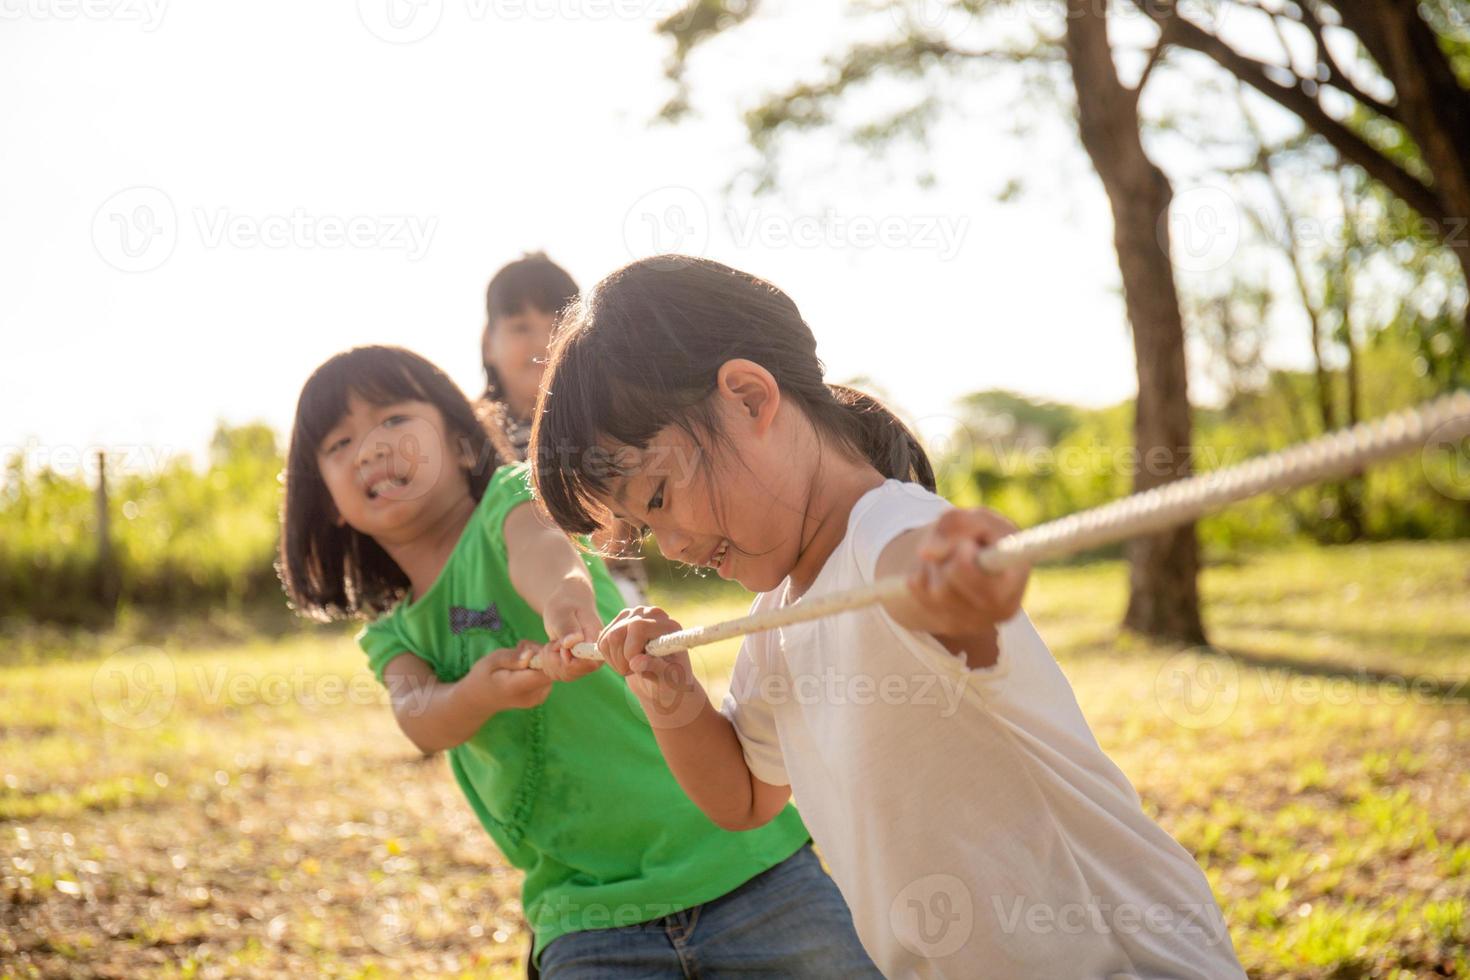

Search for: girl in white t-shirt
xmin=529 ymin=254 xmax=1245 ymax=979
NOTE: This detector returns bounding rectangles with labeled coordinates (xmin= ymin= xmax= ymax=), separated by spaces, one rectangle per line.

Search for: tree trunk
xmin=1335 ymin=176 xmax=1366 ymax=540
xmin=1065 ymin=1 xmax=1206 ymax=645
xmin=1336 ymin=324 xmax=1366 ymax=540
xmin=94 ymin=450 xmax=119 ymax=613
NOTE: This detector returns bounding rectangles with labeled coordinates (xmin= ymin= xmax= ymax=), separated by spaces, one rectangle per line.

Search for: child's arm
xmin=503 ymin=502 xmax=607 ymax=683
xmin=597 ymin=606 xmax=793 ymax=831
xmin=876 ymin=506 xmax=1030 ymax=670
xmin=382 ymin=641 xmax=551 ymax=753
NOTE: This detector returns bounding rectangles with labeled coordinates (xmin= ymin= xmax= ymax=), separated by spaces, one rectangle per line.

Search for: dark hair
xmin=529 ymin=254 xmax=934 ymax=539
xmin=278 ymin=345 xmax=514 ymax=621
xmin=481 ymin=251 xmax=579 ymax=405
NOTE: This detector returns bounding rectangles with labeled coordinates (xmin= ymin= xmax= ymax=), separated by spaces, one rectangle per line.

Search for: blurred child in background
xmin=477 ymin=252 xmax=649 ymax=606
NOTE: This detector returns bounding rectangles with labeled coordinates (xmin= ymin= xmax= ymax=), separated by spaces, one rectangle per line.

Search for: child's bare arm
xmin=876 ymin=507 xmax=1029 ymax=670
xmin=503 ymin=501 xmax=607 ymax=682
xmin=381 ymin=643 xmax=551 ymax=753
xmin=598 ymin=606 xmax=792 ymax=831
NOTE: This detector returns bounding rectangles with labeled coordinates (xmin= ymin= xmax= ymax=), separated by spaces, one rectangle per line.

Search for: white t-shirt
xmin=719 ymin=479 xmax=1244 ymax=979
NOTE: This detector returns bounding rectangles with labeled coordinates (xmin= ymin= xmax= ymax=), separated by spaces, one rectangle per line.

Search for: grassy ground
xmin=1 ymin=541 xmax=1467 ymax=978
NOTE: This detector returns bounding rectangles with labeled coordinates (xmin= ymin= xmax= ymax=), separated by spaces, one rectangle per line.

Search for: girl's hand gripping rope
xmin=597 ymin=606 xmax=704 ymax=726
xmin=464 ymin=639 xmax=555 ymax=712
xmin=907 ymin=507 xmax=1030 ymax=631
xmin=896 ymin=507 xmax=1031 ymax=669
xmin=538 ymin=576 xmax=606 ymax=683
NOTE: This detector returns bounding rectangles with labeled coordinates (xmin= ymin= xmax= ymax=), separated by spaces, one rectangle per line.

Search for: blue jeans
xmin=537 ymin=842 xmax=881 ymax=978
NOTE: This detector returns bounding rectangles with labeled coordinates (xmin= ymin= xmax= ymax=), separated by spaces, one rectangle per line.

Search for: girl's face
xmin=484 ymin=307 xmax=557 ymax=417
xmin=592 ymin=364 xmax=811 ymax=594
xmin=316 ymin=391 xmax=470 ymax=539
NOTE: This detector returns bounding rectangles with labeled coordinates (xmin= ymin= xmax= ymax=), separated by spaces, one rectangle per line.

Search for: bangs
xmin=529 ymin=298 xmax=711 ymax=536
xmin=486 ymin=255 xmax=579 ymax=322
xmin=295 ymin=350 xmax=438 ymax=453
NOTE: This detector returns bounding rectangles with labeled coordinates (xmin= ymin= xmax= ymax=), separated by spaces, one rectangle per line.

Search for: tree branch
xmin=741 ymin=35 xmax=1057 ymax=144
xmin=1153 ymin=6 xmax=1444 ymax=221
xmin=1296 ymin=0 xmax=1400 ymax=122
xmin=1131 ymin=37 xmax=1168 ymax=103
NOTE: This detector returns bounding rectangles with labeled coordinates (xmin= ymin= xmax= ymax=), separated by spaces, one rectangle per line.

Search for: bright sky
xmin=2 ymin=0 xmax=1310 ymax=477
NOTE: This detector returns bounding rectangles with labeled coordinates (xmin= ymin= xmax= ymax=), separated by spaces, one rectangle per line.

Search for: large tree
xmin=1065 ymin=0 xmax=1205 ymax=641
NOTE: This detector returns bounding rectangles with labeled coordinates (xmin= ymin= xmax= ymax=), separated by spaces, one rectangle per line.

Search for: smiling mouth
xmin=366 ymin=475 xmax=409 ymax=499
xmin=702 ymin=539 xmax=730 ymax=570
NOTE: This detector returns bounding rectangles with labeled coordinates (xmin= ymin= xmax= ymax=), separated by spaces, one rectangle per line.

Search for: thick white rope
xmin=530 ymin=390 xmax=1470 ymax=668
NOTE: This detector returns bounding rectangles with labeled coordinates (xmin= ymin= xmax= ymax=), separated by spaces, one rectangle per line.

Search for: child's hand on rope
xmin=907 ymin=507 xmax=1029 ymax=639
xmin=539 ymin=577 xmax=605 ymax=683
xmin=465 ymin=639 xmax=553 ymax=712
xmin=597 ymin=606 xmax=703 ymax=723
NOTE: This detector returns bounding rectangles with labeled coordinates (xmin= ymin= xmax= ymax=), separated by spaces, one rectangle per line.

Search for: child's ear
xmin=716 ymin=359 xmax=780 ymax=434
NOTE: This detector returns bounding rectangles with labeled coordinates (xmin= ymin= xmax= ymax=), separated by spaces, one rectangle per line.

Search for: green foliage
xmin=0 ymin=422 xmax=285 ymax=624
xmin=956 ymin=389 xmax=1081 ymax=447
xmin=937 ymin=334 xmax=1470 ymax=558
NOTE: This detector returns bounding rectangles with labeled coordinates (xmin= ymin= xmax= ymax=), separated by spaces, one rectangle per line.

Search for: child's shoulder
xmin=356 ymin=594 xmax=410 ymax=642
xmin=844 ymin=479 xmax=953 ymax=582
xmin=356 ymin=607 xmax=412 ymax=684
xmin=472 ymin=459 xmax=536 ymax=541
xmin=756 ymin=480 xmax=953 ymax=613
xmin=484 ymin=458 xmax=534 ymax=503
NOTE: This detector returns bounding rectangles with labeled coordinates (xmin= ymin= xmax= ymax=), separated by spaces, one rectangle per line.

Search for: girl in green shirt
xmin=278 ymin=344 xmax=880 ymax=978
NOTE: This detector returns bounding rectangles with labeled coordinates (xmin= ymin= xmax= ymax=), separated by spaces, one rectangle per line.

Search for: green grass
xmin=2 ymin=541 xmax=1468 ymax=978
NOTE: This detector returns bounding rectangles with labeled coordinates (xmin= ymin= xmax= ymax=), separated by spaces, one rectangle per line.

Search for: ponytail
xmin=820 ymin=383 xmax=936 ymax=492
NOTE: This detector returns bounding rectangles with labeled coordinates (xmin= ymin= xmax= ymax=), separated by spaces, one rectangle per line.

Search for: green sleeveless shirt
xmin=357 ymin=461 xmax=810 ymax=963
